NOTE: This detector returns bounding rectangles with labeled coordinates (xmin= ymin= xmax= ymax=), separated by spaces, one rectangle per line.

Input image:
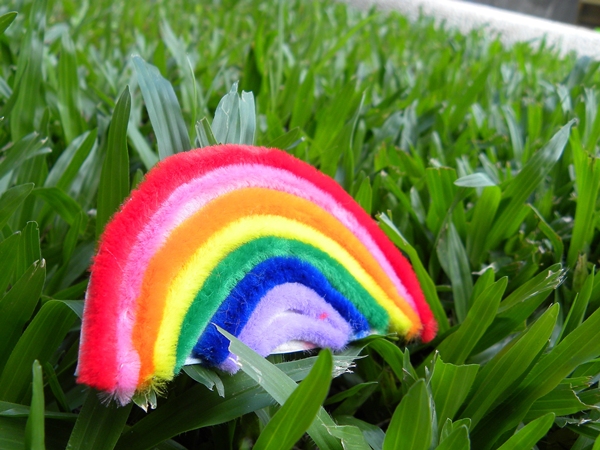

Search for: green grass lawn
xmin=2 ymin=0 xmax=600 ymax=448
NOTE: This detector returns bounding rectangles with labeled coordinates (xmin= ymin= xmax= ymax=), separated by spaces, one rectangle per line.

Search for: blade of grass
xmin=382 ymin=379 xmax=432 ymax=450
xmin=182 ymin=365 xmax=225 ymax=397
xmin=367 ymin=339 xmax=411 ymax=382
xmin=116 ymin=354 xmax=355 ymax=450
xmin=10 ymin=0 xmax=46 ymax=140
xmin=66 ymin=391 xmax=133 ymax=450
xmin=425 ymin=167 xmax=458 ymax=235
xmin=289 ymin=70 xmax=314 ymax=131
xmin=44 ymin=129 xmax=97 ymax=191
xmin=326 ymin=425 xmax=371 ymax=450
xmin=24 ymin=360 xmax=44 ymax=450
xmin=312 ymin=81 xmax=357 ymax=172
xmin=313 ymin=14 xmax=377 ymax=73
xmin=355 ymin=177 xmax=372 ymax=215
xmin=128 ymin=124 xmax=159 ymax=170
xmin=430 ymin=357 xmax=478 ymax=426
xmin=447 ymin=66 xmax=492 ymax=133
xmin=568 ymin=128 xmax=600 ymax=267
xmin=58 ymin=33 xmax=84 ymax=144
xmin=454 ymin=173 xmax=496 ymax=187
xmin=0 ymin=132 xmax=48 ymax=182
xmin=211 ymin=82 xmax=256 ymax=146
xmin=321 ymin=91 xmax=364 ymax=178
xmin=435 ymin=278 xmax=506 ymax=365
xmin=473 ymin=264 xmax=565 ymax=353
xmin=32 ymin=187 xmax=86 ymax=230
xmin=239 ymin=91 xmax=256 ymax=145
xmin=486 ymin=120 xmax=575 ymax=250
xmin=377 ymin=213 xmax=449 ymax=333
xmin=0 ymin=300 xmax=77 ymax=403
xmin=325 ymin=382 xmax=378 ymax=406
xmin=159 ymin=19 xmax=198 ymax=136
xmin=0 ymin=417 xmax=26 ymax=449
xmin=472 ymin=302 xmax=600 ymax=447
xmin=437 ymin=222 xmax=473 ymax=322
xmin=561 ymin=268 xmax=594 ymax=341
xmin=440 ymin=418 xmax=471 ymax=442
xmin=253 ymin=349 xmax=333 ymax=450
xmin=212 ymin=82 xmax=241 ymax=144
xmin=333 ymin=383 xmax=378 ymax=417
xmin=43 ymin=362 xmax=71 ymax=413
xmin=220 ymin=327 xmax=342 ymax=450
xmin=466 ymin=186 xmax=501 ymax=266
xmin=195 ymin=118 xmax=218 ymax=148
xmin=436 ymin=425 xmax=470 ymax=450
xmin=502 ymin=105 xmax=524 ymax=162
xmin=96 ymin=86 xmax=131 ymax=239
xmin=460 ymin=303 xmax=558 ymax=428
xmin=528 ymin=204 xmax=564 ymax=262
xmin=0 ymin=12 xmax=17 ymax=35
xmin=267 ymin=127 xmax=302 ymax=150
xmin=525 ymin=384 xmax=592 ymax=420
xmin=335 ymin=416 xmax=385 ymax=450
xmin=69 ymin=141 xmax=103 ymax=210
xmin=14 ymin=221 xmax=40 ymax=282
xmin=0 ymin=260 xmax=45 ymax=372
xmin=0 ymin=232 xmax=20 ymax=295
xmin=133 ymin=55 xmax=191 ymax=158
xmin=496 ymin=413 xmax=555 ymax=450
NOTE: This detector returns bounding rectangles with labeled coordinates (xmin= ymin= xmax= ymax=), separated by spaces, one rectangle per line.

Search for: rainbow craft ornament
xmin=77 ymin=144 xmax=437 ymax=404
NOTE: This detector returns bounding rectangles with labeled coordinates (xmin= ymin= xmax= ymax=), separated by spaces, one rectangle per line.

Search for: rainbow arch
xmin=77 ymin=144 xmax=436 ymax=403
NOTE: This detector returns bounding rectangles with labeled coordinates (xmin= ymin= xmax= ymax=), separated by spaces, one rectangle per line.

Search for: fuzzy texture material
xmin=114 ymin=164 xmax=419 ymax=398
xmin=78 ymin=144 xmax=436 ymax=399
xmin=217 ymin=283 xmax=354 ymax=373
xmin=177 ymin=237 xmax=385 ymax=372
xmin=137 ymin=188 xmax=421 ymax=384
xmin=117 ymin=221 xmax=394 ymax=400
xmin=130 ymin=187 xmax=421 ymax=386
xmin=188 ymin=256 xmax=370 ymax=368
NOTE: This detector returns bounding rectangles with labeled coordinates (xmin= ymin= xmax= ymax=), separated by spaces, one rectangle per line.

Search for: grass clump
xmin=1 ymin=0 xmax=600 ymax=448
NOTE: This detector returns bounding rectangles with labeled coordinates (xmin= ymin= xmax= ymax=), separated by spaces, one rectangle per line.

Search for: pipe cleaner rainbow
xmin=77 ymin=144 xmax=436 ymax=403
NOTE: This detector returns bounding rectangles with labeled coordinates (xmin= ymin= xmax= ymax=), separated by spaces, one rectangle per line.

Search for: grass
xmin=1 ymin=0 xmax=600 ymax=448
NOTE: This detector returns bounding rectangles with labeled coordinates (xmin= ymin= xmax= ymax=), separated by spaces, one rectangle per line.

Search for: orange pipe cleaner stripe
xmin=132 ymin=188 xmax=422 ymax=384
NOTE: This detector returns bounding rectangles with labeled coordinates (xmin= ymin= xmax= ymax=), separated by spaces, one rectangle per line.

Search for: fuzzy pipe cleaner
xmin=78 ymin=145 xmax=437 ymax=403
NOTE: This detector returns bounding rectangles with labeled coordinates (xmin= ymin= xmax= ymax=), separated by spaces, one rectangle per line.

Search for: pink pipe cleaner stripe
xmin=113 ymin=164 xmax=416 ymax=399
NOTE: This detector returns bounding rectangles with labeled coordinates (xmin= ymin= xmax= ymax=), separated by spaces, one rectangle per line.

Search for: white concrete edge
xmin=342 ymin=0 xmax=600 ymax=60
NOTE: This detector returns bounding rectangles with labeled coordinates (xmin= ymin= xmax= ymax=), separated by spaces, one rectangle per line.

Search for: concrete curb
xmin=342 ymin=0 xmax=600 ymax=59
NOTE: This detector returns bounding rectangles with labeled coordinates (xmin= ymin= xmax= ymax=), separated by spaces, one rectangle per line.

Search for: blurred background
xmin=466 ymin=0 xmax=599 ymax=27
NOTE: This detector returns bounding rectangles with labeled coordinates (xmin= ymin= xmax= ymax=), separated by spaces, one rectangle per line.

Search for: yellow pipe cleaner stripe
xmin=153 ymin=215 xmax=415 ymax=379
